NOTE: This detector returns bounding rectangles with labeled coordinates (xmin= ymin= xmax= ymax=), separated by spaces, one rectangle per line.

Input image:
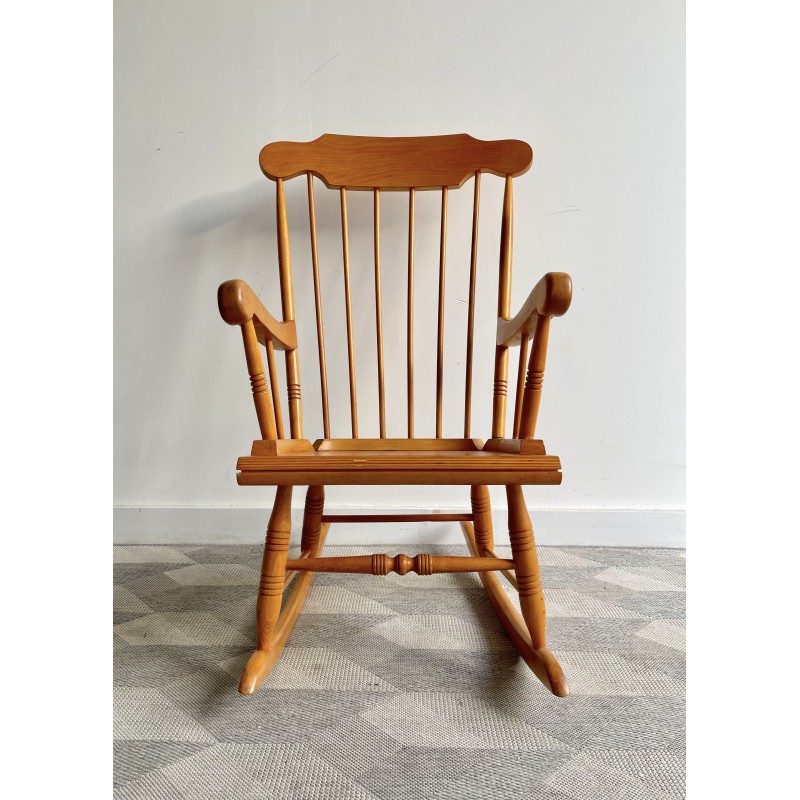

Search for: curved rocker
xmin=461 ymin=518 xmax=568 ymax=697
xmin=239 ymin=487 xmax=329 ymax=695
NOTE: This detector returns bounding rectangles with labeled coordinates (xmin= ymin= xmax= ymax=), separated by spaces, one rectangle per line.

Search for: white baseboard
xmin=113 ymin=506 xmax=685 ymax=548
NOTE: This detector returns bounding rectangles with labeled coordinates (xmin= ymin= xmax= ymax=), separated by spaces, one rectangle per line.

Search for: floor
xmin=114 ymin=544 xmax=685 ymax=799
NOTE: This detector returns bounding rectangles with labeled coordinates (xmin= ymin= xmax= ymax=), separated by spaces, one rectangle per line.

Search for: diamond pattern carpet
xmin=114 ymin=544 xmax=685 ymax=799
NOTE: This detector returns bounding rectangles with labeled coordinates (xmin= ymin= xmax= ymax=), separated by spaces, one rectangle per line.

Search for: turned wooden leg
xmin=239 ymin=486 xmax=293 ymax=695
xmin=506 ymin=484 xmax=546 ymax=649
xmin=300 ymin=485 xmax=325 ymax=552
xmin=255 ymin=485 xmax=293 ymax=650
xmin=470 ymin=485 xmax=494 ymax=554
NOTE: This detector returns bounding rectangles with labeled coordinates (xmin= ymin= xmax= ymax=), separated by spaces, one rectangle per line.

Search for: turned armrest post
xmin=241 ymin=320 xmax=278 ymax=440
xmin=518 ymin=314 xmax=550 ymax=439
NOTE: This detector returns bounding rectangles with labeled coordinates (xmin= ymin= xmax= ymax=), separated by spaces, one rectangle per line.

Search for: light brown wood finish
xmin=506 ymin=484 xmax=547 ymax=648
xmin=306 ymin=173 xmax=331 ymax=439
xmin=218 ymin=280 xmax=297 ymax=350
xmin=286 ymin=553 xmax=514 ymax=575
xmin=300 ymin=485 xmax=325 ymax=553
xmin=464 ymin=172 xmax=481 ymax=437
xmin=470 ymin=485 xmax=494 ymax=553
xmin=482 ymin=437 xmax=546 ymax=455
xmin=322 ymin=513 xmax=473 ymax=523
xmin=407 ymin=188 xmax=415 ymax=437
xmin=218 ymin=133 xmax=573 ymax=698
xmin=496 ymin=271 xmax=572 ymax=346
xmin=519 ymin=315 xmax=550 ymax=439
xmin=239 ymin=522 xmax=330 ymax=695
xmin=241 ymin=320 xmax=277 ymax=441
xmin=436 ymin=187 xmax=448 ymax=438
xmin=236 ymin=450 xmax=563 ymax=487
xmin=260 ymin=133 xmax=532 ymax=190
xmin=248 ymin=485 xmax=292 ymax=680
xmin=265 ymin=338 xmax=284 ymax=439
xmin=373 ymin=190 xmax=387 ymax=438
xmin=461 ymin=521 xmax=568 ymax=696
xmin=313 ymin=437 xmax=481 ymax=452
xmin=275 ymin=179 xmax=303 ymax=438
xmin=340 ymin=188 xmax=359 ymax=437
xmin=492 ymin=176 xmax=514 ymax=438
xmin=484 ymin=545 xmax=519 ymax=590
xmin=512 ymin=332 xmax=530 ymax=439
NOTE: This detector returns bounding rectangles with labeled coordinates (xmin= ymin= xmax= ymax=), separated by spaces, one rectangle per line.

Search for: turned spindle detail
xmin=525 ymin=368 xmax=544 ymax=391
xmin=250 ymin=373 xmax=268 ymax=394
xmin=300 ymin=485 xmax=324 ymax=552
xmin=285 ymin=553 xmax=514 ymax=575
xmin=519 ymin=314 xmax=550 ymax=439
xmin=219 ymin=135 xmax=572 ymax=699
xmin=506 ymin=484 xmax=547 ymax=648
xmin=371 ymin=553 xmax=434 ymax=576
xmin=241 ymin=320 xmax=277 ymax=441
xmin=255 ymin=486 xmax=293 ymax=651
xmin=287 ymin=383 xmax=302 ymax=401
xmin=471 ymin=485 xmax=494 ymax=553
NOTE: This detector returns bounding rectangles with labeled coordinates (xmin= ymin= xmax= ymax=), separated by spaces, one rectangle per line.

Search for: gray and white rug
xmin=114 ymin=544 xmax=685 ymax=799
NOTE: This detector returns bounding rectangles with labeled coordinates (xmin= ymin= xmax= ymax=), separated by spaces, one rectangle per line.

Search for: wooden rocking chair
xmin=218 ymin=134 xmax=572 ymax=697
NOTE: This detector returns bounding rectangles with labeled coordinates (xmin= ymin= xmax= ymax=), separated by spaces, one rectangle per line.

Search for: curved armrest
xmin=496 ymin=272 xmax=572 ymax=346
xmin=218 ymin=279 xmax=297 ymax=351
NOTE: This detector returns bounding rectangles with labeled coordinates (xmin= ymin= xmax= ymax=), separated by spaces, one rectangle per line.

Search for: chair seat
xmin=236 ymin=439 xmax=562 ymax=486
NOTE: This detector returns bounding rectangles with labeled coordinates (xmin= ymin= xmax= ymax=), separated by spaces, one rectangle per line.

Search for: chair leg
xmin=470 ymin=485 xmax=494 ymax=554
xmin=301 ymin=485 xmax=325 ymax=552
xmin=506 ymin=484 xmax=547 ymax=648
xmin=239 ymin=485 xmax=293 ymax=694
xmin=460 ymin=485 xmax=568 ymax=696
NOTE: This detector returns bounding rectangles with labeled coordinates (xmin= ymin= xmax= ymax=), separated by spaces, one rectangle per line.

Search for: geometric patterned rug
xmin=114 ymin=544 xmax=686 ymax=799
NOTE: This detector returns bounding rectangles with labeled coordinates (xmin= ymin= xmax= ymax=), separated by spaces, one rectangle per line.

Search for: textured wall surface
xmin=114 ymin=1 xmax=685 ymax=530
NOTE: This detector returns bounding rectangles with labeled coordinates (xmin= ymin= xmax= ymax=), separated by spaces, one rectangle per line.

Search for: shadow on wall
xmin=147 ymin=176 xmax=363 ymax=484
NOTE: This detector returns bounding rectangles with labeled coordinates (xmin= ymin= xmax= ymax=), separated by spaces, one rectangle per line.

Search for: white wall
xmin=114 ymin=0 xmax=685 ymax=545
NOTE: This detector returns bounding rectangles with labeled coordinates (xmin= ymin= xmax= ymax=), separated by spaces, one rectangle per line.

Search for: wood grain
xmin=285 ymin=553 xmax=515 ymax=575
xmin=260 ymin=133 xmax=532 ymax=190
xmin=462 ymin=521 xmax=568 ymax=696
xmin=306 ymin=173 xmax=331 ymax=438
xmin=217 ymin=132 xmax=575 ymax=698
xmin=497 ymin=271 xmax=572 ymax=346
xmin=218 ymin=280 xmax=297 ymax=350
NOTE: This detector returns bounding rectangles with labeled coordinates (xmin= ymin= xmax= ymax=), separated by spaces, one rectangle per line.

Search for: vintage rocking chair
xmin=218 ymin=134 xmax=572 ymax=697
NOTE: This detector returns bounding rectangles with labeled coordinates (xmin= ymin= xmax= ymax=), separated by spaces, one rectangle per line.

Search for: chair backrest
xmin=260 ymin=133 xmax=533 ymax=442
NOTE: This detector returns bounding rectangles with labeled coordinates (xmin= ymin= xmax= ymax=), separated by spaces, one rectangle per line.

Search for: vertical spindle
xmin=276 ymin=178 xmax=302 ymax=438
xmin=464 ymin=172 xmax=481 ymax=438
xmin=306 ymin=173 xmax=330 ymax=439
xmin=492 ymin=176 xmax=514 ymax=439
xmin=374 ymin=189 xmax=386 ymax=437
xmin=407 ymin=188 xmax=416 ymax=438
xmin=436 ymin=187 xmax=448 ymax=438
xmin=512 ymin=332 xmax=529 ymax=439
xmin=265 ymin=337 xmax=284 ymax=439
xmin=340 ymin=187 xmax=358 ymax=437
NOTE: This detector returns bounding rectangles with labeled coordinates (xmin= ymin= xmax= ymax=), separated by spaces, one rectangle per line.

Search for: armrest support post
xmin=518 ymin=315 xmax=551 ymax=439
xmin=497 ymin=271 xmax=571 ymax=440
xmin=242 ymin=319 xmax=278 ymax=440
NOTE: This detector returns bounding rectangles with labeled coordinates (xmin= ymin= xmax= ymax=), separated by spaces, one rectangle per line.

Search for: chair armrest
xmin=218 ymin=279 xmax=297 ymax=351
xmin=496 ymin=272 xmax=572 ymax=346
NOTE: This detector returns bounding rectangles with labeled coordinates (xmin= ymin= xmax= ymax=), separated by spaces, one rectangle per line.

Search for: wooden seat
xmin=217 ymin=133 xmax=573 ymax=698
xmin=237 ymin=439 xmax=562 ymax=486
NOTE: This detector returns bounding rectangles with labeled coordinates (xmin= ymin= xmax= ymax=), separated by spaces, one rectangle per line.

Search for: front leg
xmin=255 ymin=485 xmax=294 ymax=649
xmin=506 ymin=484 xmax=546 ymax=648
xmin=239 ymin=485 xmax=293 ymax=694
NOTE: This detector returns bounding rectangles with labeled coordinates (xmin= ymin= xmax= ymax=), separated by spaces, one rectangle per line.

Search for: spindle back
xmin=259 ymin=133 xmax=533 ymax=442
